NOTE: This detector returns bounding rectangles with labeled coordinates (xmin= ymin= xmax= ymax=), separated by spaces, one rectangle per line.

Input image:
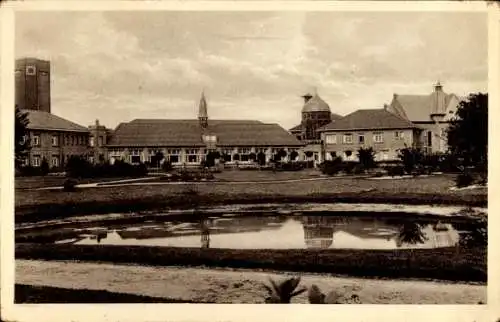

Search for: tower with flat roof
xmin=15 ymin=57 xmax=51 ymax=113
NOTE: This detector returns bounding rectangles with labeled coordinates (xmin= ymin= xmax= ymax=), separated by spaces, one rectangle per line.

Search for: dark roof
xmin=22 ymin=109 xmax=89 ymax=133
xmin=289 ymin=113 xmax=343 ymax=133
xmin=107 ymin=119 xmax=303 ymax=147
xmin=289 ymin=124 xmax=302 ymax=132
xmin=318 ymin=109 xmax=418 ymax=132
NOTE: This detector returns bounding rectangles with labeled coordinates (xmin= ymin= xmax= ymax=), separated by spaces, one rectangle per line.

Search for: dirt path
xmin=16 ymin=260 xmax=485 ymax=304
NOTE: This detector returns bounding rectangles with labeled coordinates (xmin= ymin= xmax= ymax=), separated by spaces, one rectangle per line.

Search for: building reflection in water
xmin=200 ymin=219 xmax=211 ymax=249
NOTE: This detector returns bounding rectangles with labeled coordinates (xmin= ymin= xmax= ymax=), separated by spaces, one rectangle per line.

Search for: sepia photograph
xmin=1 ymin=1 xmax=494 ymax=320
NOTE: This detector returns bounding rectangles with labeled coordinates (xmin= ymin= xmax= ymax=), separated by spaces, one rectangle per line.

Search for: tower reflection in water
xmin=200 ymin=219 xmax=211 ymax=249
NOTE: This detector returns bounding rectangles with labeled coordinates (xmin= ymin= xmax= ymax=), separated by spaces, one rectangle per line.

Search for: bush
xmin=398 ymin=148 xmax=423 ymax=174
xmin=343 ymin=161 xmax=357 ymax=175
xmin=353 ymin=164 xmax=365 ymax=175
xmin=162 ymin=160 xmax=172 ymax=172
xmin=320 ymin=157 xmax=343 ymax=175
xmin=385 ymin=165 xmax=405 ymax=177
xmin=63 ymin=178 xmax=78 ymax=192
xmin=357 ymin=147 xmax=376 ymax=170
xmin=456 ymin=172 xmax=474 ymax=188
xmin=276 ymin=162 xmax=304 ymax=171
xmin=40 ymin=159 xmax=50 ymax=176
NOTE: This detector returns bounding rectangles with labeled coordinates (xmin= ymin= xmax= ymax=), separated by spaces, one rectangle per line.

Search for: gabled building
xmin=105 ymin=92 xmax=304 ymax=166
xmin=318 ymin=108 xmax=421 ymax=162
xmin=386 ymin=82 xmax=462 ymax=154
xmin=20 ymin=109 xmax=91 ymax=168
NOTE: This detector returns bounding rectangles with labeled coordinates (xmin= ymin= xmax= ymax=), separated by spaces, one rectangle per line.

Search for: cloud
xmin=15 ymin=11 xmax=488 ymax=130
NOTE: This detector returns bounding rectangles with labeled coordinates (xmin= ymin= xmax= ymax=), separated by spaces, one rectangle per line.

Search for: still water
xmin=51 ymin=214 xmax=481 ymax=250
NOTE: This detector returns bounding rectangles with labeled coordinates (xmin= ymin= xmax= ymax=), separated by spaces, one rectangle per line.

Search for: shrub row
xmin=66 ymin=157 xmax=148 ymax=178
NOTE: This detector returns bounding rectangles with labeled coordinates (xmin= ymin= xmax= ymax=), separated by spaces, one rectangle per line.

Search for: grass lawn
xmin=15 ymin=174 xmax=487 ymax=220
xmin=16 ymin=243 xmax=486 ymax=283
xmin=15 ymin=175 xmax=154 ymax=189
xmin=214 ymin=168 xmax=323 ymax=182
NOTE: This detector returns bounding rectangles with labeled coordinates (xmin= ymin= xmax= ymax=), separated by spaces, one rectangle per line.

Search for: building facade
xmin=318 ymin=109 xmax=422 ymax=162
xmin=105 ymin=93 xmax=304 ymax=167
xmin=385 ymin=82 xmax=462 ymax=154
xmin=15 ymin=58 xmax=51 ymax=113
xmin=21 ymin=109 xmax=91 ymax=168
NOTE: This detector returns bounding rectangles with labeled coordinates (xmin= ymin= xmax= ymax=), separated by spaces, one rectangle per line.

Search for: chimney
xmin=434 ymin=81 xmax=443 ymax=92
xmin=302 ymin=93 xmax=313 ymax=103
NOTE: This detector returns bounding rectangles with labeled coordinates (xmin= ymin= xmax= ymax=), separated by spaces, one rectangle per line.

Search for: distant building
xmin=318 ymin=82 xmax=464 ymax=162
xmin=20 ymin=109 xmax=91 ymax=168
xmin=88 ymin=119 xmax=113 ymax=164
xmin=15 ymin=58 xmax=51 ymax=113
xmin=318 ymin=108 xmax=421 ymax=162
xmin=105 ymin=92 xmax=303 ymax=166
xmin=289 ymin=92 xmax=343 ymax=165
xmin=386 ymin=82 xmax=462 ymax=154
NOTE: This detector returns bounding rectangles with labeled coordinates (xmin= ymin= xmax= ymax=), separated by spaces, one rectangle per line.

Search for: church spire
xmin=198 ymin=90 xmax=208 ymax=128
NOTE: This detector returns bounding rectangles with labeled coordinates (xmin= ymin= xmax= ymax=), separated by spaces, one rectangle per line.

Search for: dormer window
xmin=202 ymin=135 xmax=217 ymax=143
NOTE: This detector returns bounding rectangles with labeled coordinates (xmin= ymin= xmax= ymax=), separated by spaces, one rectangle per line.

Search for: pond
xmin=44 ymin=213 xmax=485 ymax=250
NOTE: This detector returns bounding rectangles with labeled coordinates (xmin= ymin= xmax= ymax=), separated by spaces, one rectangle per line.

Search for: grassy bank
xmin=16 ymin=243 xmax=486 ymax=283
xmin=15 ymin=284 xmax=206 ymax=303
xmin=15 ymin=175 xmax=487 ymax=220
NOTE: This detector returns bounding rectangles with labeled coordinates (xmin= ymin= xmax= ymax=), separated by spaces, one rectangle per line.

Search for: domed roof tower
xmin=300 ymin=91 xmax=332 ymax=141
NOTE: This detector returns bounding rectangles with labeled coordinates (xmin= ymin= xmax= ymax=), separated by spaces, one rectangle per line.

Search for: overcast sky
xmin=15 ymin=11 xmax=487 ymax=130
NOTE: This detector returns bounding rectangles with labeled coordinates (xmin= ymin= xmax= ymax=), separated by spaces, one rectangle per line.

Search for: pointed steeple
xmin=198 ymin=90 xmax=208 ymax=128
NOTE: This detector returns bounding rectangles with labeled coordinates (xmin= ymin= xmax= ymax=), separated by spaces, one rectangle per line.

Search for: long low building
xmin=105 ymin=93 xmax=304 ymax=166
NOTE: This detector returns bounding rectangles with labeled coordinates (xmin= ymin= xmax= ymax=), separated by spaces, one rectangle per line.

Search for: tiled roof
xmin=21 ymin=109 xmax=89 ymax=132
xmin=289 ymin=113 xmax=343 ymax=133
xmin=391 ymin=92 xmax=460 ymax=122
xmin=318 ymin=109 xmax=418 ymax=132
xmin=107 ymin=119 xmax=303 ymax=147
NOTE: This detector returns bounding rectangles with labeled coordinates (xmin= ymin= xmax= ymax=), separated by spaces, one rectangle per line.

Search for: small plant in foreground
xmin=308 ymin=284 xmax=361 ymax=304
xmin=262 ymin=277 xmax=307 ymax=303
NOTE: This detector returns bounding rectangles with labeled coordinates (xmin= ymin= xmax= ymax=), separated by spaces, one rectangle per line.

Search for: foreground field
xmin=16 ymin=243 xmax=486 ymax=282
xmin=16 ymin=260 xmax=486 ymax=304
xmin=15 ymin=174 xmax=487 ymax=219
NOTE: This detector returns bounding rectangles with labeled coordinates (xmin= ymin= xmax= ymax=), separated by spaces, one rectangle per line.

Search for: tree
xmin=447 ymin=93 xmax=488 ymax=167
xmin=154 ymin=151 xmax=164 ymax=168
xmin=15 ymin=106 xmax=30 ymax=169
xmin=397 ymin=222 xmax=427 ymax=268
xmin=40 ymin=158 xmax=49 ymax=176
xmin=398 ymin=147 xmax=423 ymax=174
xmin=357 ymin=147 xmax=376 ymax=170
xmin=257 ymin=152 xmax=266 ymax=166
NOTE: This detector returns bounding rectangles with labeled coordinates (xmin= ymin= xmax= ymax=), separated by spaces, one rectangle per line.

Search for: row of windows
xmin=110 ymin=147 xmax=297 ymax=156
xmin=325 ymin=131 xmax=405 ymax=145
xmin=28 ymin=134 xmax=89 ymax=147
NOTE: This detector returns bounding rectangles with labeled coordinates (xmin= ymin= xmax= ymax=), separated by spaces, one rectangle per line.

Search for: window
xmin=427 ymin=131 xmax=432 ymax=147
xmin=167 ymin=149 xmax=180 ymax=163
xmin=325 ymin=134 xmax=337 ymax=145
xmin=32 ymin=155 xmax=41 ymax=167
xmin=345 ymin=150 xmax=353 ymax=157
xmin=51 ymin=155 xmax=59 ymax=167
xmin=343 ymin=134 xmax=353 ymax=144
xmin=51 ymin=135 xmax=58 ymax=147
xmin=186 ymin=149 xmax=199 ymax=163
xmin=440 ymin=129 xmax=447 ymax=138
xmin=26 ymin=65 xmax=36 ymax=75
xmin=32 ymin=135 xmax=40 ymax=146
xmin=202 ymin=135 xmax=217 ymax=143
xmin=71 ymin=136 xmax=75 ymax=146
xmin=98 ymin=136 xmax=104 ymax=146
xmin=90 ymin=137 xmax=95 ymax=147
xmin=358 ymin=134 xmax=365 ymax=144
xmin=394 ymin=131 xmax=404 ymax=140
xmin=373 ymin=132 xmax=384 ymax=143
xmin=130 ymin=149 xmax=141 ymax=164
